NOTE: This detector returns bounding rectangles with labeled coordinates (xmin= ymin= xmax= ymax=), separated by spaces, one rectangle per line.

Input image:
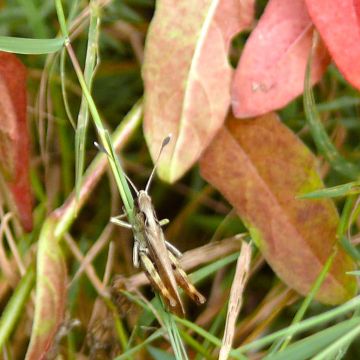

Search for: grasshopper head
xmin=137 ymin=190 xmax=152 ymax=212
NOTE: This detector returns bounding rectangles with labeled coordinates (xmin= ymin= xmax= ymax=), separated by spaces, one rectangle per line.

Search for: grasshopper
xmin=108 ymin=136 xmax=205 ymax=317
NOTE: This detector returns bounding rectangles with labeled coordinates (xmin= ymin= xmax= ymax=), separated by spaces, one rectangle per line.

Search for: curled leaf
xmin=200 ymin=113 xmax=357 ymax=304
xmin=143 ymin=0 xmax=255 ymax=182
xmin=25 ymin=217 xmax=67 ymax=360
xmin=0 ymin=52 xmax=32 ymax=230
xmin=232 ymin=0 xmax=330 ymax=118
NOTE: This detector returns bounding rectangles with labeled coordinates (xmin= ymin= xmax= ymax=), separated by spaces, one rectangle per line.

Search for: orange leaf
xmin=143 ymin=0 xmax=255 ymax=182
xmin=200 ymin=113 xmax=357 ymax=304
xmin=232 ymin=0 xmax=330 ymax=118
xmin=0 ymin=52 xmax=32 ymax=230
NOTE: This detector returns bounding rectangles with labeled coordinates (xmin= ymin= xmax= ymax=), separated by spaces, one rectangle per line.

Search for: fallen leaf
xmin=200 ymin=113 xmax=357 ymax=304
xmin=232 ymin=0 xmax=330 ymax=118
xmin=0 ymin=52 xmax=32 ymax=230
xmin=305 ymin=0 xmax=360 ymax=91
xmin=143 ymin=0 xmax=255 ymax=182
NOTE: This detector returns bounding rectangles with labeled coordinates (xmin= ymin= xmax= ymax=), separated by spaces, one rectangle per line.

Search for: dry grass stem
xmin=71 ymin=223 xmax=114 ymax=285
xmin=234 ymin=284 xmax=297 ymax=344
xmin=103 ymin=241 xmax=115 ymax=285
xmin=219 ymin=241 xmax=251 ymax=360
xmin=64 ymin=233 xmax=107 ymax=297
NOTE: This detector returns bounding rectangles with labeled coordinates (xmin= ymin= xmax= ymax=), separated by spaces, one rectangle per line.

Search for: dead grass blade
xmin=219 ymin=241 xmax=252 ymax=360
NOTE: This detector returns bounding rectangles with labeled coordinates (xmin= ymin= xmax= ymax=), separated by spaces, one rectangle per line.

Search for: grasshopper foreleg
xmin=158 ymin=218 xmax=170 ymax=226
xmin=110 ymin=213 xmax=132 ymax=229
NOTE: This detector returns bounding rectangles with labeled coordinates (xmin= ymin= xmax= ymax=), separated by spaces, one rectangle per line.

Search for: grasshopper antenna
xmin=94 ymin=141 xmax=139 ymax=195
xmin=145 ymin=134 xmax=172 ymax=193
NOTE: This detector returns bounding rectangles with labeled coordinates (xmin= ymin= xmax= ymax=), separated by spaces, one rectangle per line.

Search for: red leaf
xmin=0 ymin=52 xmax=32 ymax=231
xmin=232 ymin=0 xmax=330 ymax=118
xmin=200 ymin=113 xmax=357 ymax=304
xmin=25 ymin=217 xmax=67 ymax=360
xmin=305 ymin=0 xmax=360 ymax=90
xmin=143 ymin=0 xmax=255 ymax=182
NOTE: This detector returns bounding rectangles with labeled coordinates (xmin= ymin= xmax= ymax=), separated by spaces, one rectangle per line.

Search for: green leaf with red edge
xmin=200 ymin=113 xmax=357 ymax=305
xmin=231 ymin=0 xmax=330 ymax=118
xmin=305 ymin=0 xmax=360 ymax=91
xmin=143 ymin=0 xmax=255 ymax=183
xmin=0 ymin=52 xmax=32 ymax=231
xmin=25 ymin=217 xmax=67 ymax=360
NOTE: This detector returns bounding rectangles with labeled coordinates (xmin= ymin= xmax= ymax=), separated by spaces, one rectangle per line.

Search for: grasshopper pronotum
xmin=107 ymin=136 xmax=205 ymax=316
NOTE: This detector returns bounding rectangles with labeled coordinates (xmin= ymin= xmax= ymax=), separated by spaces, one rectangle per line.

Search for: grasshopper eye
xmin=140 ymin=211 xmax=149 ymax=226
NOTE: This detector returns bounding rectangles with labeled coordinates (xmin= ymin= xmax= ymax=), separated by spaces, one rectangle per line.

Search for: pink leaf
xmin=0 ymin=52 xmax=32 ymax=231
xmin=305 ymin=0 xmax=360 ymax=90
xmin=232 ymin=0 xmax=330 ymax=118
xmin=143 ymin=0 xmax=255 ymax=182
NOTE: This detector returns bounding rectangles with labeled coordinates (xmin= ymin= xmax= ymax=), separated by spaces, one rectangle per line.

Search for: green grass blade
xmin=114 ymin=329 xmax=165 ymax=360
xmin=175 ymin=317 xmax=247 ymax=360
xmin=195 ymin=305 xmax=227 ymax=360
xmin=0 ymin=36 xmax=65 ymax=54
xmin=335 ymin=194 xmax=360 ymax=261
xmin=147 ymin=346 xmax=176 ymax=359
xmin=102 ymin=129 xmax=134 ymax=215
xmin=55 ymin=0 xmax=69 ymax=37
xmin=303 ymin=38 xmax=360 ymax=179
xmin=312 ymin=323 xmax=360 ymax=360
xmin=298 ymin=182 xmax=360 ymax=199
xmin=317 ymin=96 xmax=360 ymax=112
xmin=180 ymin=330 xmax=213 ymax=359
xmin=263 ymin=319 xmax=360 ymax=360
xmin=191 ymin=252 xmax=239 ymax=283
xmin=60 ymin=48 xmax=76 ymax=129
xmin=340 ymin=236 xmax=360 ymax=262
xmin=269 ymin=249 xmax=337 ymax=353
xmin=233 ymin=295 xmax=360 ymax=355
xmin=133 ymin=294 xmax=188 ymax=360
xmin=75 ymin=0 xmax=100 ymax=203
xmin=56 ymin=0 xmax=135 ymax=216
xmin=53 ymin=99 xmax=142 ymax=239
xmin=175 ymin=317 xmax=222 ymax=349
xmin=161 ymin=308 xmax=188 ymax=360
xmin=0 ymin=268 xmax=35 ymax=349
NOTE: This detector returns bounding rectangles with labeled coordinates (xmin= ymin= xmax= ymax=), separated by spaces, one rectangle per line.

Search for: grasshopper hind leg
xmin=168 ymin=252 xmax=206 ymax=305
xmin=139 ymin=252 xmax=184 ymax=317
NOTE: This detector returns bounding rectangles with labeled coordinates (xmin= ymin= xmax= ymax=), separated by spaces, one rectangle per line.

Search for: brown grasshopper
xmin=110 ymin=136 xmax=205 ymax=317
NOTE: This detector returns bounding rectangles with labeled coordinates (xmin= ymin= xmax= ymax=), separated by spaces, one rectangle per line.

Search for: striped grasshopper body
xmin=111 ymin=137 xmax=205 ymax=317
